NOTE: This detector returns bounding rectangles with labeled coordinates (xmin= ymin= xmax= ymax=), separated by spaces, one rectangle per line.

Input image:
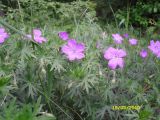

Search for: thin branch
xmin=0 ymin=94 xmax=7 ymax=107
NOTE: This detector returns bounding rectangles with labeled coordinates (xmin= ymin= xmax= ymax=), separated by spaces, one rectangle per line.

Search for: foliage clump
xmin=0 ymin=0 xmax=160 ymax=120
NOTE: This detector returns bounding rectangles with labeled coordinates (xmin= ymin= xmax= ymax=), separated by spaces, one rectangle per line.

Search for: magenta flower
xmin=140 ymin=49 xmax=148 ymax=58
xmin=104 ymin=47 xmax=127 ymax=70
xmin=112 ymin=33 xmax=123 ymax=44
xmin=129 ymin=38 xmax=138 ymax=45
xmin=27 ymin=29 xmax=47 ymax=44
xmin=123 ymin=33 xmax=129 ymax=38
xmin=61 ymin=39 xmax=85 ymax=61
xmin=33 ymin=29 xmax=42 ymax=36
xmin=148 ymin=40 xmax=160 ymax=58
xmin=58 ymin=31 xmax=69 ymax=41
xmin=0 ymin=27 xmax=9 ymax=44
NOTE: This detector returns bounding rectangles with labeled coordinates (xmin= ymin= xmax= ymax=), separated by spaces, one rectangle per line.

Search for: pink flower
xmin=123 ymin=33 xmax=129 ymax=38
xmin=27 ymin=29 xmax=47 ymax=44
xmin=129 ymin=38 xmax=138 ymax=45
xmin=108 ymin=58 xmax=124 ymax=70
xmin=0 ymin=27 xmax=9 ymax=44
xmin=58 ymin=31 xmax=69 ymax=41
xmin=112 ymin=33 xmax=123 ymax=44
xmin=33 ymin=29 xmax=42 ymax=36
xmin=104 ymin=47 xmax=127 ymax=69
xmin=61 ymin=39 xmax=85 ymax=61
xmin=148 ymin=40 xmax=160 ymax=58
xmin=140 ymin=49 xmax=148 ymax=58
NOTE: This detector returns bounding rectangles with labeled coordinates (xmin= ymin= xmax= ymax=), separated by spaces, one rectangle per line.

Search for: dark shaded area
xmin=0 ymin=0 xmax=160 ymax=28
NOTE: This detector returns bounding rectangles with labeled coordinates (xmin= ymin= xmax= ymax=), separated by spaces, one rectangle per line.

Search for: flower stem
xmin=112 ymin=70 xmax=116 ymax=83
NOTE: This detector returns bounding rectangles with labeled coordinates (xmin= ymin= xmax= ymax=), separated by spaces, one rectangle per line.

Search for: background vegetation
xmin=0 ymin=0 xmax=160 ymax=120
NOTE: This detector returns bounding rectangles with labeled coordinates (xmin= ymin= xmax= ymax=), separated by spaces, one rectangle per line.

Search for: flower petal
xmin=34 ymin=36 xmax=44 ymax=43
xmin=67 ymin=39 xmax=77 ymax=48
xmin=129 ymin=38 xmax=138 ymax=45
xmin=140 ymin=49 xmax=148 ymax=58
xmin=116 ymin=58 xmax=124 ymax=68
xmin=75 ymin=52 xmax=85 ymax=59
xmin=108 ymin=58 xmax=124 ymax=70
xmin=0 ymin=28 xmax=5 ymax=33
xmin=112 ymin=33 xmax=123 ymax=44
xmin=0 ymin=37 xmax=5 ymax=43
xmin=104 ymin=47 xmax=116 ymax=60
xmin=61 ymin=44 xmax=71 ymax=54
xmin=76 ymin=43 xmax=85 ymax=52
xmin=58 ymin=32 xmax=69 ymax=41
xmin=108 ymin=58 xmax=118 ymax=70
xmin=67 ymin=54 xmax=76 ymax=61
xmin=33 ymin=29 xmax=42 ymax=36
xmin=117 ymin=49 xmax=127 ymax=58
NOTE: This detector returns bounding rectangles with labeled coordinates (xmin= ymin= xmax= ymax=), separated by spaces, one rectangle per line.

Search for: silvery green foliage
xmin=0 ymin=97 xmax=56 ymax=120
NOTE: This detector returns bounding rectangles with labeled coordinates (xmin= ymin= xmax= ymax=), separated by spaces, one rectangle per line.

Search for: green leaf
xmin=153 ymin=7 xmax=157 ymax=13
xmin=0 ymin=75 xmax=10 ymax=90
xmin=139 ymin=110 xmax=152 ymax=120
xmin=0 ymin=76 xmax=10 ymax=93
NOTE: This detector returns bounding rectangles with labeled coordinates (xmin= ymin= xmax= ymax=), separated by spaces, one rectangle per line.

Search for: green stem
xmin=112 ymin=70 xmax=116 ymax=83
xmin=126 ymin=0 xmax=131 ymax=31
xmin=36 ymin=88 xmax=74 ymax=120
xmin=107 ymin=0 xmax=119 ymax=30
xmin=17 ymin=0 xmax=24 ymax=24
xmin=38 ymin=69 xmax=53 ymax=114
